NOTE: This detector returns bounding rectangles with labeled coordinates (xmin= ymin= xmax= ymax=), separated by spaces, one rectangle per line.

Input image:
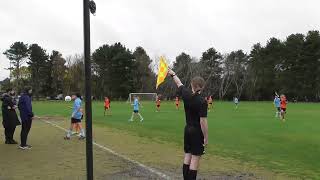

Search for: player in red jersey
xmin=104 ymin=97 xmax=111 ymax=116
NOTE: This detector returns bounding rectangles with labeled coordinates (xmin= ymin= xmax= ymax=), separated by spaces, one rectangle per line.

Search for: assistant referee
xmin=168 ymin=69 xmax=209 ymax=180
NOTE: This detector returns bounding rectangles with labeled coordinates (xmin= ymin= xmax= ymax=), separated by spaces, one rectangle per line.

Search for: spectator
xmin=1 ymin=88 xmax=20 ymax=144
xmin=18 ymin=87 xmax=34 ymax=150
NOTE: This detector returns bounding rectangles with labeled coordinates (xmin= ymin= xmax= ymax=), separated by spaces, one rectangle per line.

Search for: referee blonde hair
xmin=191 ymin=76 xmax=205 ymax=93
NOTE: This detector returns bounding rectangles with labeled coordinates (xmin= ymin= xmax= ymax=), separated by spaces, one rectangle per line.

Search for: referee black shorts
xmin=184 ymin=126 xmax=205 ymax=156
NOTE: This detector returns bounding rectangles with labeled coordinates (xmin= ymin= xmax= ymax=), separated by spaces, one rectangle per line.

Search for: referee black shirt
xmin=178 ymin=85 xmax=208 ymax=127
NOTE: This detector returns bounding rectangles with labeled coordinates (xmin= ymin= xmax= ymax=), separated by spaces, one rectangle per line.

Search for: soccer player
xmin=156 ymin=95 xmax=161 ymax=112
xmin=104 ymin=97 xmax=111 ymax=116
xmin=175 ymin=96 xmax=180 ymax=110
xmin=67 ymin=104 xmax=81 ymax=135
xmin=64 ymin=93 xmax=85 ymax=140
xmin=273 ymin=95 xmax=281 ymax=118
xmin=76 ymin=108 xmax=84 ymax=134
xmin=280 ymin=94 xmax=287 ymax=122
xmin=207 ymin=96 xmax=213 ymax=112
xmin=129 ymin=96 xmax=144 ymax=122
xmin=168 ymin=68 xmax=208 ymax=180
xmin=234 ymin=97 xmax=239 ymax=109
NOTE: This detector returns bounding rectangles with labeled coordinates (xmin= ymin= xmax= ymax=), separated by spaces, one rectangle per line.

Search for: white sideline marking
xmin=41 ymin=119 xmax=171 ymax=180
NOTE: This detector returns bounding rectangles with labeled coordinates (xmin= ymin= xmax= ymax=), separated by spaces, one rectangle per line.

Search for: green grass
xmin=31 ymin=101 xmax=320 ymax=178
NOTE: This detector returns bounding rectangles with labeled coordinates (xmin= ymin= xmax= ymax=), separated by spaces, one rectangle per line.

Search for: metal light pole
xmin=83 ymin=0 xmax=96 ymax=179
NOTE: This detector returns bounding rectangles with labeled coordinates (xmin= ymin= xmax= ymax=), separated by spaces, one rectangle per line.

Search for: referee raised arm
xmin=168 ymin=69 xmax=208 ymax=180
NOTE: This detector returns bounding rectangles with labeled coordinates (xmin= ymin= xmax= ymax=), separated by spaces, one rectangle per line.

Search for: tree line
xmin=1 ymin=30 xmax=320 ymax=101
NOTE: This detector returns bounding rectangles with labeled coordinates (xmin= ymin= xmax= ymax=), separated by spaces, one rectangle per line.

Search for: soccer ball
xmin=65 ymin=96 xmax=72 ymax=102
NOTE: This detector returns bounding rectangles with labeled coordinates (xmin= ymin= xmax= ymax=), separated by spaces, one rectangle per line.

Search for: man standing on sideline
xmin=1 ymin=88 xmax=20 ymax=144
xmin=18 ymin=87 xmax=34 ymax=150
xmin=168 ymin=69 xmax=208 ymax=180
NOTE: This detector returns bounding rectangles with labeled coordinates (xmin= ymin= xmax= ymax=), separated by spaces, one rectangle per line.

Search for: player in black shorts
xmin=168 ymin=69 xmax=208 ymax=180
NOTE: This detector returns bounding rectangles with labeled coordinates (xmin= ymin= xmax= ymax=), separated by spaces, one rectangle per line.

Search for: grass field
xmin=1 ymin=100 xmax=320 ymax=179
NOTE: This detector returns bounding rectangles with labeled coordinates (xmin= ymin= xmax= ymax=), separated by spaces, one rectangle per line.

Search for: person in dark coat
xmin=1 ymin=88 xmax=21 ymax=144
xmin=18 ymin=87 xmax=34 ymax=150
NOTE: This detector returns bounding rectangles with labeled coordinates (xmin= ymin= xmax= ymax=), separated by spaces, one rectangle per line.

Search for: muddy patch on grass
xmin=197 ymin=173 xmax=257 ymax=180
xmin=0 ymin=118 xmax=169 ymax=180
xmin=104 ymin=166 xmax=161 ymax=180
xmin=36 ymin=115 xmax=66 ymax=122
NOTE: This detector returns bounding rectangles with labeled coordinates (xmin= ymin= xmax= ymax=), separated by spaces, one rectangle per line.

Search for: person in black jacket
xmin=18 ymin=87 xmax=34 ymax=150
xmin=1 ymin=88 xmax=21 ymax=144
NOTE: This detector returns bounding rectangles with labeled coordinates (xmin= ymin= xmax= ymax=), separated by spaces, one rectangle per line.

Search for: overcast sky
xmin=1 ymin=0 xmax=319 ymax=80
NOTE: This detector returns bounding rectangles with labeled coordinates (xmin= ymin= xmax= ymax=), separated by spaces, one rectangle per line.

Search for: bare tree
xmin=233 ymin=71 xmax=247 ymax=98
xmin=63 ymin=54 xmax=85 ymax=95
xmin=230 ymin=50 xmax=249 ymax=98
xmin=219 ymin=54 xmax=233 ymax=99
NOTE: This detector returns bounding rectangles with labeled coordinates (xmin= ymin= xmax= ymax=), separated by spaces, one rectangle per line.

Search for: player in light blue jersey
xmin=129 ymin=96 xmax=144 ymax=122
xmin=274 ymin=95 xmax=281 ymax=118
xmin=234 ymin=97 xmax=239 ymax=109
xmin=64 ymin=93 xmax=85 ymax=140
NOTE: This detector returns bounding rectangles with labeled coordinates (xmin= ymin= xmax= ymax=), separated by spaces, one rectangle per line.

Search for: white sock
xmin=138 ymin=113 xmax=143 ymax=120
xmin=66 ymin=129 xmax=72 ymax=138
xmin=80 ymin=129 xmax=85 ymax=137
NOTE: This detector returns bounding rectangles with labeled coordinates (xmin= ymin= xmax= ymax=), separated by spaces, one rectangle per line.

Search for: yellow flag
xmin=156 ymin=56 xmax=168 ymax=89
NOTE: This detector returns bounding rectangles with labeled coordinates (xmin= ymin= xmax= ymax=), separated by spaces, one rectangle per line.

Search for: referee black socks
xmin=182 ymin=164 xmax=197 ymax=180
xmin=188 ymin=169 xmax=197 ymax=180
xmin=182 ymin=164 xmax=189 ymax=180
